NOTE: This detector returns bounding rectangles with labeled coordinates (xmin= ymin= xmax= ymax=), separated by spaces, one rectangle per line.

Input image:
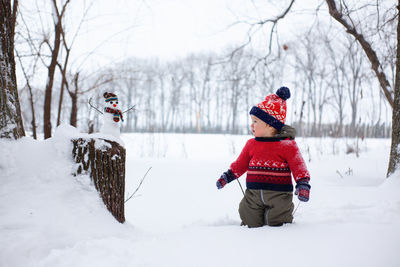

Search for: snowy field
xmin=1 ymin=125 xmax=400 ymax=267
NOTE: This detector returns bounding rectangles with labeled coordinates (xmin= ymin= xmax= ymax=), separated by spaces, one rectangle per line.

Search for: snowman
xmin=100 ymin=92 xmax=123 ymax=137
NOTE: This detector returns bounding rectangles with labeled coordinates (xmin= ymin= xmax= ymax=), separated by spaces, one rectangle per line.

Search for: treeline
xmin=15 ymin=3 xmax=395 ymax=139
xmin=19 ymin=41 xmax=393 ymax=138
xmin=77 ymin=36 xmax=392 ymax=138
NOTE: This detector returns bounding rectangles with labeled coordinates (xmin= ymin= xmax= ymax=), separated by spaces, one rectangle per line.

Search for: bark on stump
xmin=72 ymin=138 xmax=125 ymax=223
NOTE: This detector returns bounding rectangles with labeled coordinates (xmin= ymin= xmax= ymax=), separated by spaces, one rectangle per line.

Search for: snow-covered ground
xmin=1 ymin=125 xmax=399 ymax=267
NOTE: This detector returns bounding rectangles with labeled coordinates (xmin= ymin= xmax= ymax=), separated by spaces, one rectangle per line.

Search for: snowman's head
xmin=103 ymin=92 xmax=119 ymax=109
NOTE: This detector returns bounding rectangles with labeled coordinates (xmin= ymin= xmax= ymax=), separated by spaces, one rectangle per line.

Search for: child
xmin=216 ymin=87 xmax=310 ymax=227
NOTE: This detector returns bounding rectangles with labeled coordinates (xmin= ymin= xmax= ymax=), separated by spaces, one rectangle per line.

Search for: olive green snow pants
xmin=239 ymin=189 xmax=294 ymax=228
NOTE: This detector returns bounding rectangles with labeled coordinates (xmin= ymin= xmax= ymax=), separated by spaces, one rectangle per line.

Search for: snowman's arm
xmin=122 ymin=105 xmax=136 ymax=114
xmin=88 ymin=97 xmax=104 ymax=114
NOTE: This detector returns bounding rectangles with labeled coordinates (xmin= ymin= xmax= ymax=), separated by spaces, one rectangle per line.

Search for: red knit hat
xmin=249 ymin=87 xmax=291 ymax=131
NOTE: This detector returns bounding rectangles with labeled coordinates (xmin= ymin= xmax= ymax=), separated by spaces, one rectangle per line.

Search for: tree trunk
xmin=43 ymin=0 xmax=70 ymax=139
xmin=72 ymin=138 xmax=126 ymax=223
xmin=43 ymin=21 xmax=62 ymax=139
xmin=70 ymin=92 xmax=77 ymax=127
xmin=69 ymin=73 xmax=79 ymax=127
xmin=56 ymin=53 xmax=69 ymax=127
xmin=0 ymin=0 xmax=25 ymax=139
xmin=387 ymin=2 xmax=400 ymax=177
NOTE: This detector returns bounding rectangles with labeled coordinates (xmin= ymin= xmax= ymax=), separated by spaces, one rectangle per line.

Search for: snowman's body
xmin=100 ymin=93 xmax=123 ymax=138
xmin=101 ymin=111 xmax=120 ymax=136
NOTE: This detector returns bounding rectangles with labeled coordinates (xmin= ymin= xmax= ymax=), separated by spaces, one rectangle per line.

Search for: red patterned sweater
xmin=229 ymin=137 xmax=310 ymax=192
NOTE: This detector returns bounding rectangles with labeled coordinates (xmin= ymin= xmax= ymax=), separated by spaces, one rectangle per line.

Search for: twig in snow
xmin=336 ymin=170 xmax=343 ymax=178
xmin=292 ymin=201 xmax=301 ymax=216
xmin=125 ymin=167 xmax=152 ymax=203
xmin=237 ymin=179 xmax=245 ymax=196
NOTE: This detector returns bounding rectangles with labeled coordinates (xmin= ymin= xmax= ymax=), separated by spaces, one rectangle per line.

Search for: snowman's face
xmin=105 ymin=98 xmax=119 ymax=109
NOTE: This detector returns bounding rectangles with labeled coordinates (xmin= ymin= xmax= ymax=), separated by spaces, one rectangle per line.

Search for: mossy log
xmin=72 ymin=138 xmax=125 ymax=223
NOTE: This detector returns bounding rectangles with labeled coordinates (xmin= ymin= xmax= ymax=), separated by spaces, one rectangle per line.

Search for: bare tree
xmin=185 ymin=55 xmax=213 ymax=133
xmin=0 ymin=0 xmax=25 ymax=139
xmin=14 ymin=7 xmax=46 ymax=139
xmin=389 ymin=2 xmax=400 ymax=176
xmin=167 ymin=62 xmax=186 ymax=131
xmin=325 ymin=0 xmax=399 ymax=176
xmin=324 ymin=32 xmax=347 ymax=137
xmin=56 ymin=1 xmax=93 ymax=127
xmin=326 ymin=0 xmax=394 ymax=106
xmin=343 ymin=37 xmax=366 ymax=137
xmin=43 ymin=0 xmax=70 ymax=139
xmin=15 ymin=50 xmax=35 ymax=138
xmin=222 ymin=49 xmax=248 ymax=134
xmin=293 ymin=32 xmax=329 ymax=136
xmin=56 ymin=35 xmax=71 ymax=127
xmin=68 ymin=70 xmax=113 ymax=128
xmin=228 ymin=0 xmax=295 ymax=62
xmin=118 ymin=63 xmax=141 ymax=132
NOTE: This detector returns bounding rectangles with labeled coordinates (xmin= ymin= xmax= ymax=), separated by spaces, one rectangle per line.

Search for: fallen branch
xmin=125 ymin=167 xmax=152 ymax=203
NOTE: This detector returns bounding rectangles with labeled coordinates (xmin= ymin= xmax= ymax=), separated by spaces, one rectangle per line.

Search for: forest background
xmin=12 ymin=0 xmax=396 ymax=139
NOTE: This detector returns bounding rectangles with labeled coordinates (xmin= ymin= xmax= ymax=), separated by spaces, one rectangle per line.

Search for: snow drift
xmin=1 ymin=126 xmax=399 ymax=267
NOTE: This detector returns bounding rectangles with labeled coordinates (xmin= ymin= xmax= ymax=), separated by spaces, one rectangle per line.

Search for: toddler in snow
xmin=216 ymin=87 xmax=310 ymax=227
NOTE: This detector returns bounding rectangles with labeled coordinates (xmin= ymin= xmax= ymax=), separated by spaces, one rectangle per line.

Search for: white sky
xmin=67 ymin=0 xmax=322 ymax=68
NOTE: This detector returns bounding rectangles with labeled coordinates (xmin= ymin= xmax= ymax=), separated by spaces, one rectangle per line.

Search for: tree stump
xmin=72 ymin=138 xmax=125 ymax=223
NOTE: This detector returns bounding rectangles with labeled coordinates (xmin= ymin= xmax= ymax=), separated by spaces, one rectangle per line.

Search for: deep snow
xmin=1 ymin=125 xmax=399 ymax=267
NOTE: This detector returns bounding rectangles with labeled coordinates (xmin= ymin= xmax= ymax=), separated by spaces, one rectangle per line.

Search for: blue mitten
xmin=216 ymin=170 xmax=236 ymax=190
xmin=295 ymin=179 xmax=311 ymax=202
xmin=216 ymin=175 xmax=228 ymax=189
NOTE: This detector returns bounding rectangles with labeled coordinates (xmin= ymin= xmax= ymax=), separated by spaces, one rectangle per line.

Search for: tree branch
xmin=228 ymin=0 xmax=295 ymax=61
xmin=325 ymin=0 xmax=394 ymax=107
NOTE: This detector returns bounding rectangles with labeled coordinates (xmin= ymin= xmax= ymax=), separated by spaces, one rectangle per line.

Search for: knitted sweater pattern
xmin=230 ymin=137 xmax=310 ymax=192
